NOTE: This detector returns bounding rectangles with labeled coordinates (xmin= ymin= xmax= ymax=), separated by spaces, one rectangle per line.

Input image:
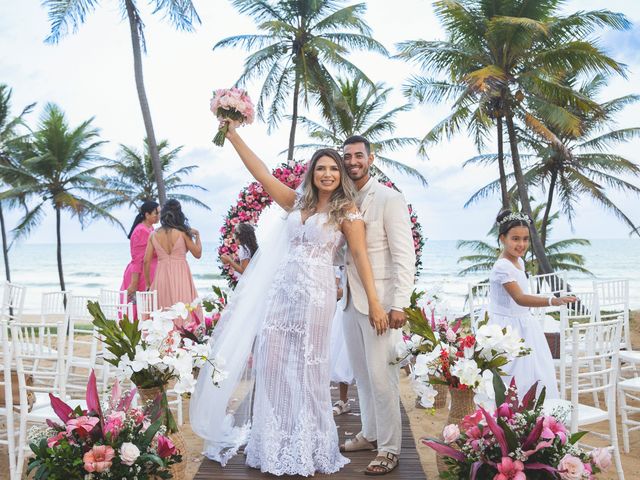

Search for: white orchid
xmin=474 ymin=370 xmax=496 ymax=410
xmin=450 ymin=358 xmax=482 ymax=388
xmin=413 ymin=354 xmax=431 ymax=377
xmin=412 ymin=381 xmax=438 ymax=408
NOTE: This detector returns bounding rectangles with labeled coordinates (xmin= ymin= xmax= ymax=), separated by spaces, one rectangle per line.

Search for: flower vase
xmin=436 ymin=387 xmax=475 ymax=475
xmin=138 ymin=386 xmax=186 ymax=480
xmin=429 ymin=376 xmax=448 ymax=409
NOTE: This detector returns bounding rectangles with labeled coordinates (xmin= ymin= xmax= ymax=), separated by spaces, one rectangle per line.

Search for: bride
xmin=190 ymin=122 xmax=387 ymax=476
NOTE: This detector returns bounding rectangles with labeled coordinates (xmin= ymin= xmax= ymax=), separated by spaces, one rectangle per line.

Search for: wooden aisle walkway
xmin=194 ymin=387 xmax=426 ymax=479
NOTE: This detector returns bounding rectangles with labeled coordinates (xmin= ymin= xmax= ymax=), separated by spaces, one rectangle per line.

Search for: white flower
xmin=173 ymin=375 xmax=197 ymax=395
xmin=395 ymin=339 xmax=414 ymax=359
xmin=130 ymin=345 xmax=161 ymax=372
xmin=443 ymin=424 xmax=460 ymax=443
xmin=450 ymin=358 xmax=481 ymax=387
xmin=120 ymin=442 xmax=140 ymax=466
xmin=413 ymin=380 xmax=438 ymax=408
xmin=172 ymin=302 xmax=189 ymax=320
xmin=474 ymin=370 xmax=496 ymax=409
xmin=413 ymin=354 xmax=431 ymax=378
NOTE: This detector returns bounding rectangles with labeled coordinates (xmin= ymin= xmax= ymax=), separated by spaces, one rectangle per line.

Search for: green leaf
xmin=569 ymin=431 xmax=589 ymax=444
xmin=492 ymin=368 xmax=507 ymax=406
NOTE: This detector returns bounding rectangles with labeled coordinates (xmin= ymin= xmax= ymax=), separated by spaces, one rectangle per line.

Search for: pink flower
xmin=66 ymin=416 xmax=99 ymax=437
xmin=445 ymin=328 xmax=457 ymax=342
xmin=157 ymin=435 xmax=177 ymax=458
xmin=461 ymin=410 xmax=483 ymax=430
xmin=590 ymin=448 xmax=612 ymax=471
xmin=496 ymin=402 xmax=514 ymax=420
xmin=104 ymin=411 xmax=126 ymax=439
xmin=83 ymin=445 xmax=115 ymax=473
xmin=541 ymin=415 xmax=568 ymax=444
xmin=47 ymin=431 xmax=66 ymax=448
xmin=558 ymin=454 xmax=585 ymax=480
xmin=128 ymin=408 xmax=146 ymax=424
xmin=442 ymin=424 xmax=460 ymax=443
xmin=494 ymin=457 xmax=525 ymax=480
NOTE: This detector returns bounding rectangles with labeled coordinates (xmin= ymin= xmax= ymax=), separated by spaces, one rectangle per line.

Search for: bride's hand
xmin=223 ymin=119 xmax=242 ymax=140
xmin=368 ymin=301 xmax=389 ymax=336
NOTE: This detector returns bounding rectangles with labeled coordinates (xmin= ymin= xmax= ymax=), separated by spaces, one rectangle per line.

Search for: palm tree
xmin=216 ymin=0 xmax=388 ymax=161
xmin=0 ymin=104 xmax=122 ymax=291
xmin=0 ymin=85 xmax=34 ymax=281
xmin=457 ymin=203 xmax=592 ymax=276
xmin=465 ymin=74 xmax=640 ymax=244
xmin=99 ymin=139 xmax=210 ymax=211
xmin=41 ymin=0 xmax=201 ymax=205
xmin=292 ymin=75 xmax=427 ymax=185
xmin=396 ymin=0 xmax=629 ymax=274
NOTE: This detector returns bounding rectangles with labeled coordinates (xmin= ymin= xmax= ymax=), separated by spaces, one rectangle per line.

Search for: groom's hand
xmin=388 ymin=309 xmax=407 ymax=329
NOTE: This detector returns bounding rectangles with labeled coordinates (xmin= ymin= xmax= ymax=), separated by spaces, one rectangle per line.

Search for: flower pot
xmin=436 ymin=388 xmax=476 ymax=475
xmin=138 ymin=386 xmax=186 ymax=480
xmin=429 ymin=376 xmax=448 ymax=409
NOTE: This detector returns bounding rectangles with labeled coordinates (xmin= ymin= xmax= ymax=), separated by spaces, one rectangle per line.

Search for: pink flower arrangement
xmin=424 ymin=379 xmax=612 ymax=479
xmin=28 ymin=371 xmax=182 ymax=479
xmin=210 ymin=87 xmax=255 ymax=146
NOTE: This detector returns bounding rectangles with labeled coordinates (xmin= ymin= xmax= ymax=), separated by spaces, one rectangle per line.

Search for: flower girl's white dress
xmin=489 ymin=257 xmax=559 ymax=398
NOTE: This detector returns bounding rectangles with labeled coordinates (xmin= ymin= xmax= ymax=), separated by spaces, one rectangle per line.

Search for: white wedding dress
xmin=191 ymin=207 xmax=353 ymax=476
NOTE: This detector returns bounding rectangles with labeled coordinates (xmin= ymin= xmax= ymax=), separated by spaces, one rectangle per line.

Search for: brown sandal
xmin=340 ymin=432 xmax=377 ymax=452
xmin=364 ymin=452 xmax=399 ymax=476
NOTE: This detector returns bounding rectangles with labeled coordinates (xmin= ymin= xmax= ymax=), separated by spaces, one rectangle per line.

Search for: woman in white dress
xmin=330 ymin=265 xmax=355 ymax=415
xmin=190 ymin=122 xmax=387 ymax=476
xmin=220 ymin=222 xmax=257 ymax=280
xmin=488 ymin=210 xmax=575 ymax=398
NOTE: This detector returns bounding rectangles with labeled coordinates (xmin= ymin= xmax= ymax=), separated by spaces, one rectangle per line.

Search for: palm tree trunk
xmin=287 ymin=77 xmax=301 ymax=163
xmin=504 ymin=112 xmax=553 ymax=275
xmin=55 ymin=206 xmax=65 ymax=291
xmin=124 ymin=0 xmax=166 ymax=205
xmin=0 ymin=202 xmax=11 ymax=281
xmin=496 ymin=117 xmax=509 ymax=209
xmin=541 ymin=170 xmax=557 ymax=247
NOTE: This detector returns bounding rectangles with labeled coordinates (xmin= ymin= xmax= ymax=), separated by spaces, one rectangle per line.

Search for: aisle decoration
xmin=424 ymin=378 xmax=612 ymax=479
xmin=28 ymin=371 xmax=181 ymax=479
xmin=397 ymin=291 xmax=530 ymax=412
xmin=218 ymin=162 xmax=425 ymax=286
xmin=210 ymin=87 xmax=255 ymax=146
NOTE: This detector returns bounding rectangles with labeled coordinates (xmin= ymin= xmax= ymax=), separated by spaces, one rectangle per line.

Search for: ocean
xmin=7 ymin=239 xmax=640 ymax=314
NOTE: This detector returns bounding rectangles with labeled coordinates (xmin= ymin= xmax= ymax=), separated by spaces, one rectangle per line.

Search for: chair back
xmin=0 ymin=318 xmax=17 ymax=479
xmin=64 ymin=294 xmax=99 ymax=393
xmin=594 ymin=279 xmax=630 ymax=350
xmin=529 ymin=271 xmax=568 ymax=296
xmin=135 ymin=290 xmax=158 ymax=320
xmin=567 ymin=318 xmax=622 ymax=432
xmin=1 ymin=282 xmax=26 ymax=322
xmin=468 ymin=282 xmax=490 ymax=329
xmin=99 ymin=288 xmax=133 ymax=320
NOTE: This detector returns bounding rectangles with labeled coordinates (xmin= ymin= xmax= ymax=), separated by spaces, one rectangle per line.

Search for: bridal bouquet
xmin=398 ymin=291 xmax=530 ymax=408
xmin=424 ymin=378 xmax=612 ymax=480
xmin=28 ymin=371 xmax=181 ymax=479
xmin=210 ymin=87 xmax=255 ymax=146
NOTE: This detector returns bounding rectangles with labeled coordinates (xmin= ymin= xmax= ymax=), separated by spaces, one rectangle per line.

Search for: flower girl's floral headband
xmin=497 ymin=212 xmax=531 ymax=226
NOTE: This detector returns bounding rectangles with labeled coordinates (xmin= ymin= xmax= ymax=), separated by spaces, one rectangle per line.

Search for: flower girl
xmin=488 ymin=210 xmax=576 ymax=398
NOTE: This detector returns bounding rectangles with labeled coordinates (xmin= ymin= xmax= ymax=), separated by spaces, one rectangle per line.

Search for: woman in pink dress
xmin=121 ymin=201 xmax=160 ymax=309
xmin=143 ymin=199 xmax=202 ymax=324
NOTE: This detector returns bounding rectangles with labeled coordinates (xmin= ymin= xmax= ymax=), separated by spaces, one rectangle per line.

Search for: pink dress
xmin=121 ymin=223 xmax=157 ymax=293
xmin=151 ymin=233 xmax=201 ymax=321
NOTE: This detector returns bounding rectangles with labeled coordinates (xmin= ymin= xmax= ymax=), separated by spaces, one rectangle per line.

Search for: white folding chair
xmin=594 ymin=279 xmax=636 ymax=374
xmin=619 ymin=376 xmax=640 ymax=453
xmin=98 ymin=289 xmax=134 ymax=391
xmin=529 ymin=271 xmax=568 ymax=296
xmin=1 ymin=281 xmax=26 ymax=322
xmin=10 ymin=319 xmax=86 ymax=480
xmin=64 ymin=294 xmax=100 ymax=395
xmin=135 ymin=290 xmax=158 ymax=321
xmin=557 ymin=292 xmax=599 ymax=402
xmin=544 ymin=318 xmax=625 ymax=480
xmin=468 ymin=282 xmax=490 ymax=329
xmin=0 ymin=319 xmax=17 ymax=480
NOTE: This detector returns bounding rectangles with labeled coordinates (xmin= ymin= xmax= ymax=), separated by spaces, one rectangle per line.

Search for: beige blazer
xmin=345 ymin=179 xmax=416 ymax=314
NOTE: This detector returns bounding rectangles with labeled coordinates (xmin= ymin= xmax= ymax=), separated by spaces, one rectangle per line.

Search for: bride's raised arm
xmin=225 ymin=122 xmax=297 ymax=211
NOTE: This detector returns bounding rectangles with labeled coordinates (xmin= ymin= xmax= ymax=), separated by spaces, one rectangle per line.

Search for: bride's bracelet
xmin=548 ymin=296 xmax=554 ymax=307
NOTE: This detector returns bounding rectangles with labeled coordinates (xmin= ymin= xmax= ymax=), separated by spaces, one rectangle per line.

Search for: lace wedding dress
xmin=245 ymin=210 xmax=352 ymax=475
xmin=191 ymin=207 xmax=356 ymax=476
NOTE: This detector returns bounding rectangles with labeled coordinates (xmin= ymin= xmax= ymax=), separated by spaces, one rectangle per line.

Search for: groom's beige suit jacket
xmin=345 ymin=178 xmax=416 ymax=314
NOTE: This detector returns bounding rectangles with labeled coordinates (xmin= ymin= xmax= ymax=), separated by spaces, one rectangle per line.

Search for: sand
xmin=2 ymin=311 xmax=639 ymax=479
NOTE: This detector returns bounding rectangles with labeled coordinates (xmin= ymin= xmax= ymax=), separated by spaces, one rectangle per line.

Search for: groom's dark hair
xmin=343 ymin=135 xmax=371 ymax=155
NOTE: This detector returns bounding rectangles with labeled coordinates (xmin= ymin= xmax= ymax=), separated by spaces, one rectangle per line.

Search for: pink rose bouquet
xmin=424 ymin=378 xmax=612 ymax=479
xmin=210 ymin=87 xmax=255 ymax=146
xmin=28 ymin=371 xmax=182 ymax=479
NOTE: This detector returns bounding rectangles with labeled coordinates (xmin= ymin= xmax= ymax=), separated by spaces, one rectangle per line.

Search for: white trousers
xmin=343 ymin=301 xmax=402 ymax=455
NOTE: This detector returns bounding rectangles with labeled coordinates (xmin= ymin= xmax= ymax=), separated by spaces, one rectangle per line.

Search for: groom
xmin=341 ymin=135 xmax=416 ymax=475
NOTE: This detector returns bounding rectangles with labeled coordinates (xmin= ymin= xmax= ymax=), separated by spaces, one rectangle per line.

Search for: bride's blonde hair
xmin=296 ymin=148 xmax=356 ymax=225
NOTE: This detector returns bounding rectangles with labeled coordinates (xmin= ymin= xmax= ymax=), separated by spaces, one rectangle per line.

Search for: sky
xmin=1 ymin=0 xmax=639 ymax=246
